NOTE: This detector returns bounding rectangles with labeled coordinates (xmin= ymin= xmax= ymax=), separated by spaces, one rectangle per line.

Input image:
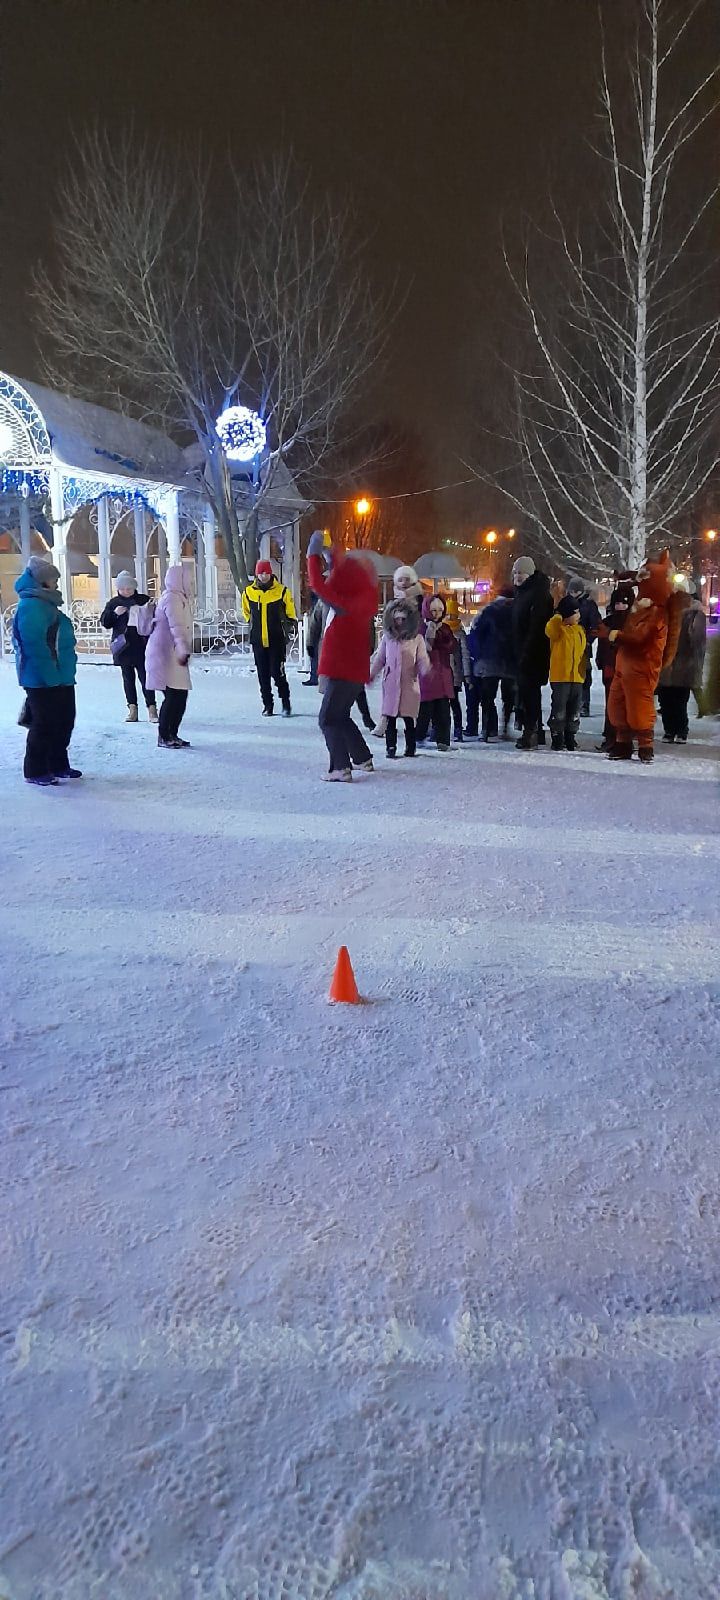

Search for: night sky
xmin=1 ymin=1 xmax=714 ymax=528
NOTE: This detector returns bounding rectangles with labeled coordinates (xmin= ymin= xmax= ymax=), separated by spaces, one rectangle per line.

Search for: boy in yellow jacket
xmin=545 ymin=597 xmax=586 ymax=751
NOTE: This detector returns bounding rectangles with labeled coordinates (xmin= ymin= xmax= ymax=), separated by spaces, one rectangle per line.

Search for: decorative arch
xmin=0 ymin=373 xmax=52 ymax=471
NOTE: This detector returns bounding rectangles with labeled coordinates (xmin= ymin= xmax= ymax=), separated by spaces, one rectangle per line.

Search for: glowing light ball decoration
xmin=216 ymin=406 xmax=267 ymax=464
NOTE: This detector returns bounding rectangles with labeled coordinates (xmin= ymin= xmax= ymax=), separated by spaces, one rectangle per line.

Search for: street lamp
xmin=485 ymin=530 xmax=498 ymax=545
xmin=355 ymin=497 xmax=372 ymax=518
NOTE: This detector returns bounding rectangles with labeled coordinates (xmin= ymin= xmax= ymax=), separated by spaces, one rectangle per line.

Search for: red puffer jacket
xmin=308 ymin=550 xmax=378 ymax=684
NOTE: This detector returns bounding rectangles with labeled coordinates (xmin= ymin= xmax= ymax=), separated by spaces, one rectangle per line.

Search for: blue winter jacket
xmin=468 ymin=596 xmax=516 ymax=679
xmin=13 ymin=570 xmax=77 ymax=689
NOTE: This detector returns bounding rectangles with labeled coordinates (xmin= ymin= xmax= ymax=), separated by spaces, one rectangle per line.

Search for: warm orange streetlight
xmin=508 ymin=528 xmax=516 ymax=539
xmin=355 ymin=497 xmax=372 ymax=517
xmin=485 ymin=530 xmax=498 ymax=545
xmin=706 ymin=528 xmax=718 ymax=542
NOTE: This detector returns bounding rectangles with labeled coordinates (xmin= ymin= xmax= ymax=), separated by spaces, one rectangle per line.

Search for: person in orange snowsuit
xmin=606 ymin=550 xmax=681 ymax=764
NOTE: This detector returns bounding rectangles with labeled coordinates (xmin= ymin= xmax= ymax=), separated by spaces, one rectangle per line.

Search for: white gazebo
xmin=0 ymin=372 xmax=308 ymax=617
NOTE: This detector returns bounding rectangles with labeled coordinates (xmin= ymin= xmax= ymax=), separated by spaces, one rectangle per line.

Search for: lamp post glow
xmin=485 ymin=530 xmax=498 ymax=545
xmin=355 ymin=497 xmax=371 ymax=517
xmin=216 ymin=405 xmax=267 ymax=464
xmin=706 ymin=529 xmax=718 ymax=542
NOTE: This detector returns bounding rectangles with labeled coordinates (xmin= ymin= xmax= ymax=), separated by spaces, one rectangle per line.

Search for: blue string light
xmin=0 ymin=466 xmax=49 ymax=498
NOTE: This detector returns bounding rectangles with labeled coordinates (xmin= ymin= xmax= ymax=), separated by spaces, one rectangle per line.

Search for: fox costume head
xmin=637 ymin=549 xmax=673 ymax=607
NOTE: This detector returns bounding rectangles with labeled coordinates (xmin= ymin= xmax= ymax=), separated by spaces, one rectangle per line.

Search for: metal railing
xmin=0 ymin=603 xmax=308 ymax=669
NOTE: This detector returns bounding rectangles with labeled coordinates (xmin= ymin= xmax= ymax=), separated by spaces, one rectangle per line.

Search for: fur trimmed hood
xmin=382 ymin=597 xmax=420 ymax=640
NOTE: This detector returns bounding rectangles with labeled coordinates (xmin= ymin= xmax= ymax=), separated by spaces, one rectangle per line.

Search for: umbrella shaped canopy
xmin=415 ymin=550 xmax=469 ymax=581
xmin=346 ymin=548 xmax=400 ymax=579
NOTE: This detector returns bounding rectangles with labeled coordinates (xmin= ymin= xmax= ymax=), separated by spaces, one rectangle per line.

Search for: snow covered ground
xmin=1 ymin=659 xmax=719 ymax=1600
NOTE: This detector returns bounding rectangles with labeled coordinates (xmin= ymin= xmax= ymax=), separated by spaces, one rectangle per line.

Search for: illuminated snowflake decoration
xmin=216 ymin=405 xmax=266 ymax=464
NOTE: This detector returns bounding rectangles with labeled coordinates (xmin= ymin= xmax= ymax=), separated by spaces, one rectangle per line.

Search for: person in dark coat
xmin=511 ymin=557 xmax=553 ymax=748
xmin=101 ymin=571 xmax=158 ymax=723
xmin=657 ymin=578 xmax=707 ymax=742
xmin=466 ymin=585 xmax=516 ymax=740
xmin=595 ymin=574 xmax=636 ymax=749
xmin=566 ymin=577 xmax=603 ymax=716
xmin=12 ymin=556 xmax=80 ymax=785
xmin=303 ymin=593 xmax=323 ymax=686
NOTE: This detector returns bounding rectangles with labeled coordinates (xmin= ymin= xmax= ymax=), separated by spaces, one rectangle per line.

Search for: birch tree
xmin=488 ymin=0 xmax=720 ymax=574
xmin=34 ymin=132 xmax=389 ymax=589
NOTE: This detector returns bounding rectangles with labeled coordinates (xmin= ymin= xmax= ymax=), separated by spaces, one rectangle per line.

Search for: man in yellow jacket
xmin=545 ymin=596 xmax=586 ymax=751
xmin=241 ymin=560 xmax=297 ymax=716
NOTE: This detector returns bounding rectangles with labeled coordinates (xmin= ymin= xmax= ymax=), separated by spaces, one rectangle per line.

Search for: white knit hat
xmin=116 ymin=571 xmax=136 ymax=589
xmin=512 ymin=556 xmax=535 ymax=581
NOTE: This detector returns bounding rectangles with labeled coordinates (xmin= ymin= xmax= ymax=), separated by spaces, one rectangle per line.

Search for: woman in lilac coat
xmin=370 ymin=598 xmax=430 ymax=758
xmin=416 ymin=593 xmax=455 ymax=750
xmin=145 ymin=564 xmax=194 ymax=748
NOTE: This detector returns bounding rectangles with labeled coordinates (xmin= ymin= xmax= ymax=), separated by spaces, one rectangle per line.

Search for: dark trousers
xmin=477 ymin=675 xmax=515 ymax=737
xmin=581 ymin=661 xmax=593 ymax=716
xmin=355 ymin=687 xmax=374 ymax=728
xmin=416 ymin=697 xmax=452 ymax=747
xmin=253 ymin=642 xmax=290 ymax=712
xmin=516 ymin=672 xmax=543 ymax=735
xmin=23 ymin=685 xmax=76 ymax=779
xmin=549 ymin=682 xmax=581 ymax=738
xmin=318 ymin=679 xmax=372 ymax=771
xmin=658 ymin=685 xmax=691 ymax=740
xmin=121 ymin=658 xmax=155 ymax=708
xmin=304 ymin=645 xmax=318 ymax=686
xmin=386 ymin=715 xmax=416 ymax=756
xmin=159 ymin=687 xmax=188 ymax=741
xmin=451 ymin=691 xmax=464 ymax=736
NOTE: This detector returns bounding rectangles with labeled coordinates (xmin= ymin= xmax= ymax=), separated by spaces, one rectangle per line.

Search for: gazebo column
xmin=162 ymin=489 xmax=181 ymax=565
xmin=202 ymin=509 xmax=218 ymax=614
xmin=96 ymin=496 xmax=112 ymax=608
xmin=133 ymin=507 xmax=147 ymax=592
xmin=18 ymin=496 xmax=32 ymax=566
xmin=49 ymin=464 xmax=70 ymax=606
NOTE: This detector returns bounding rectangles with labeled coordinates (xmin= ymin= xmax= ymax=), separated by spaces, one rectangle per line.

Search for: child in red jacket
xmin=307 ymin=531 xmax=379 ymax=782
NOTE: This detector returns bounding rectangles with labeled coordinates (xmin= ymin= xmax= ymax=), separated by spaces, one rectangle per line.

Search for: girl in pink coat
xmin=369 ymin=598 xmax=430 ymax=758
xmin=145 ymin=564 xmax=194 ymax=748
xmin=417 ymin=593 xmax=455 ymax=750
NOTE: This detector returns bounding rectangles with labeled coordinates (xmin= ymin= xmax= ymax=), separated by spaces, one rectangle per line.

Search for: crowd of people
xmin=303 ymin=537 xmax=709 ymax=778
xmin=8 ymin=538 xmax=711 ymax=785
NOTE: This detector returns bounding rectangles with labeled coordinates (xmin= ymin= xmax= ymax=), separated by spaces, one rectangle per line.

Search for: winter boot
xmin=608 ymin=742 xmax=633 ymax=760
xmin=323 ymin=768 xmax=352 ymax=783
xmin=282 ymin=706 xmax=292 ymax=718
xmin=515 ymin=729 xmax=539 ymax=750
xmin=564 ymin=733 xmax=577 ymax=752
xmin=158 ymin=737 xmax=186 ymax=749
xmin=551 ymin=734 xmax=564 ymax=751
xmin=25 ymin=775 xmax=59 ymax=787
xmin=125 ymin=705 xmax=138 ymax=723
xmin=262 ymin=706 xmax=274 ymax=717
xmin=662 ymin=732 xmax=675 ymax=743
xmin=453 ymin=728 xmax=464 ymax=743
xmin=354 ymin=758 xmax=374 ymax=773
xmin=638 ymin=745 xmax=654 ymax=764
xmin=148 ymin=704 xmax=159 ymax=724
xmin=55 ymin=768 xmax=83 ymax=779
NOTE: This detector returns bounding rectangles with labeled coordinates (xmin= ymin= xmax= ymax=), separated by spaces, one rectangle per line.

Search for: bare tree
xmin=34 ymin=131 xmax=389 ymax=589
xmin=479 ymin=0 xmax=720 ymax=574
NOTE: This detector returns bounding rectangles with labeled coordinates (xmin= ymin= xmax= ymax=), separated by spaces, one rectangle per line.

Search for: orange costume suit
xmin=607 ymin=551 xmax=681 ymax=759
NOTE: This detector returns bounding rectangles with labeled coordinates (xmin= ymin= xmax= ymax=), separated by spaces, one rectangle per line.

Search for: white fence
xmin=0 ymin=604 xmax=308 ymax=669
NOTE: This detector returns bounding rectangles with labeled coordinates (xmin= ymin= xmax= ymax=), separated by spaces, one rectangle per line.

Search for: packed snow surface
xmin=1 ymin=662 xmax=719 ymax=1600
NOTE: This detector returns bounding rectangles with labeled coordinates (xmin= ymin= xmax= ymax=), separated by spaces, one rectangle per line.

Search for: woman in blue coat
xmin=12 ymin=556 xmax=79 ymax=785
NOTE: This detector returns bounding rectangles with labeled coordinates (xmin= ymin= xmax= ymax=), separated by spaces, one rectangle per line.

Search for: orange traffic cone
xmin=329 ymin=946 xmax=360 ymax=1004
